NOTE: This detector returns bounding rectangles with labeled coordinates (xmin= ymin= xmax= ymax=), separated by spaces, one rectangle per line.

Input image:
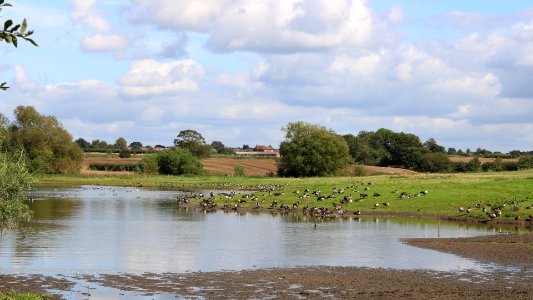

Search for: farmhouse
xmin=235 ymin=145 xmax=280 ymax=157
xmin=254 ymin=145 xmax=276 ymax=153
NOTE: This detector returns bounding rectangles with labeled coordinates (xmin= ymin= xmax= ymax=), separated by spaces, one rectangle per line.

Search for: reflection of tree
xmin=9 ymin=198 xmax=80 ymax=261
xmin=29 ymin=198 xmax=79 ymax=220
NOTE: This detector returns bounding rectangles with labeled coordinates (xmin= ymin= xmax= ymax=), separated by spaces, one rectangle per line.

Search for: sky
xmin=1 ymin=0 xmax=533 ymax=152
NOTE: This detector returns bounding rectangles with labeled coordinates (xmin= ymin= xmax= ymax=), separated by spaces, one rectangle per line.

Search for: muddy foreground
xmin=1 ymin=233 xmax=532 ymax=299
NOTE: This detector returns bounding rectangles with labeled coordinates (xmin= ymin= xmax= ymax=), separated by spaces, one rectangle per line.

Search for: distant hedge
xmin=88 ymin=163 xmax=139 ymax=172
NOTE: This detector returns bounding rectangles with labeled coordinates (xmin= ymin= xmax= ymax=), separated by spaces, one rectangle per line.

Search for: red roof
xmin=254 ymin=145 xmax=275 ymax=151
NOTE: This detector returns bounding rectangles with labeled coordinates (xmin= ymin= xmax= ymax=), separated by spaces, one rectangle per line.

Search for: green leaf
xmin=12 ymin=24 xmax=20 ymax=32
xmin=0 ymin=0 xmax=4 ymax=5
xmin=21 ymin=18 xmax=27 ymax=33
xmin=5 ymin=34 xmax=11 ymax=44
xmin=4 ymin=19 xmax=12 ymax=30
xmin=25 ymin=37 xmax=38 ymax=47
xmin=12 ymin=35 xmax=17 ymax=47
xmin=26 ymin=30 xmax=33 ymax=36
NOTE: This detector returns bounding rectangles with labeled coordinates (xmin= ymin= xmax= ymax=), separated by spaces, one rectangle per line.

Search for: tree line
xmin=278 ymin=122 xmax=533 ymax=177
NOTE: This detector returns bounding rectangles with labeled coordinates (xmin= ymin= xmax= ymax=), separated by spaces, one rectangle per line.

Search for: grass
xmin=36 ymin=170 xmax=533 ymax=222
xmin=0 ymin=292 xmax=49 ymax=300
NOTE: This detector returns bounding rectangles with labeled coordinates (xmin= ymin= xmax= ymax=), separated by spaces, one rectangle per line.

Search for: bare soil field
xmin=201 ymin=157 xmax=277 ymax=176
xmin=448 ymin=155 xmax=518 ymax=163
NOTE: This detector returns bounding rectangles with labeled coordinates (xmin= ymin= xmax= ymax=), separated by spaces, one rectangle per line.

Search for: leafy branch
xmin=1 ymin=0 xmax=38 ymax=90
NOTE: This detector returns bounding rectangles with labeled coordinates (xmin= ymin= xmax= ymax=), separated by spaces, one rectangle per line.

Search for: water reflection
xmin=0 ymin=186 xmax=528 ymax=274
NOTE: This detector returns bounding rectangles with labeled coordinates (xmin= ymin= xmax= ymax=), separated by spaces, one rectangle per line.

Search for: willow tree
xmin=278 ymin=121 xmax=352 ymax=177
xmin=7 ymin=106 xmax=83 ymax=174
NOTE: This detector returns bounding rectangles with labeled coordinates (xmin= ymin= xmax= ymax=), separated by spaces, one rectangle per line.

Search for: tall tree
xmin=114 ymin=137 xmax=128 ymax=149
xmin=210 ymin=140 xmax=225 ymax=153
xmin=424 ymin=138 xmax=445 ymax=153
xmin=74 ymin=138 xmax=90 ymax=149
xmin=174 ymin=129 xmax=211 ymax=158
xmin=278 ymin=121 xmax=352 ymax=177
xmin=7 ymin=106 xmax=83 ymax=174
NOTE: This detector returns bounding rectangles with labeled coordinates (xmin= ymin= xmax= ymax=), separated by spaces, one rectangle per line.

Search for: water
xmin=0 ymin=186 xmax=527 ymax=275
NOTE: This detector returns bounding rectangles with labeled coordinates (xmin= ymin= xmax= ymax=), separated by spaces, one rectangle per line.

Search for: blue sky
xmin=2 ymin=0 xmax=533 ymax=151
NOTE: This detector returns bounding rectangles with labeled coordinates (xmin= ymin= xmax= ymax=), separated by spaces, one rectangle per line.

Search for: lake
xmin=0 ymin=186 xmax=527 ymax=275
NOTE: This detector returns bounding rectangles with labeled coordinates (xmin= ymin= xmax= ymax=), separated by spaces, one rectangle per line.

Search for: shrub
xmin=353 ymin=165 xmax=367 ymax=176
xmin=0 ymin=151 xmax=33 ymax=228
xmin=233 ymin=165 xmax=245 ymax=177
xmin=465 ymin=157 xmax=482 ymax=172
xmin=451 ymin=161 xmax=467 ymax=173
xmin=517 ymin=155 xmax=533 ymax=170
xmin=118 ymin=149 xmax=131 ymax=158
xmin=156 ymin=148 xmax=204 ymax=175
xmin=138 ymin=154 xmax=159 ymax=174
xmin=88 ymin=163 xmax=138 ymax=172
xmin=419 ymin=152 xmax=450 ymax=173
xmin=502 ymin=162 xmax=519 ymax=171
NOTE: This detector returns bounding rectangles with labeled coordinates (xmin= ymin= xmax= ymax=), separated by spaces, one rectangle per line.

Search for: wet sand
xmin=403 ymin=232 xmax=533 ymax=268
xmin=1 ymin=233 xmax=532 ymax=299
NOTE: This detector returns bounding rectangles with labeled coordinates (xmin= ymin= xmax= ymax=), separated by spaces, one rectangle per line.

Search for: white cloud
xmin=130 ymin=0 xmax=381 ymax=53
xmin=70 ymin=0 xmax=129 ymax=56
xmin=119 ymin=59 xmax=204 ymax=97
xmin=70 ymin=0 xmax=110 ymax=32
xmin=13 ymin=65 xmax=40 ymax=93
xmin=82 ymin=34 xmax=128 ymax=53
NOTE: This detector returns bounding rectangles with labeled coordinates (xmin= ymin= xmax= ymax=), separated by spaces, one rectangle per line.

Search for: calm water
xmin=0 ymin=186 xmax=527 ymax=274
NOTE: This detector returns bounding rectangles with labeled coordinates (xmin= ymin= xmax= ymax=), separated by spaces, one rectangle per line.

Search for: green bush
xmin=0 ymin=151 xmax=33 ymax=228
xmin=353 ymin=165 xmax=367 ymax=176
xmin=233 ymin=165 xmax=245 ymax=177
xmin=502 ymin=161 xmax=519 ymax=171
xmin=156 ymin=148 xmax=204 ymax=175
xmin=465 ymin=157 xmax=482 ymax=172
xmin=88 ymin=163 xmax=138 ymax=172
xmin=118 ymin=149 xmax=131 ymax=158
xmin=138 ymin=154 xmax=159 ymax=174
xmin=517 ymin=155 xmax=533 ymax=170
xmin=451 ymin=161 xmax=467 ymax=173
xmin=482 ymin=158 xmax=504 ymax=172
xmin=419 ymin=152 xmax=450 ymax=173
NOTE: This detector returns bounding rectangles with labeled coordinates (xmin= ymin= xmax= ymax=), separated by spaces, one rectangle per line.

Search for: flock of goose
xmin=175 ymin=181 xmax=435 ymax=219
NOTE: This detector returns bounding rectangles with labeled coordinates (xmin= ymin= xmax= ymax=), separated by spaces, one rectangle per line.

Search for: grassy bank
xmin=36 ymin=170 xmax=533 ymax=223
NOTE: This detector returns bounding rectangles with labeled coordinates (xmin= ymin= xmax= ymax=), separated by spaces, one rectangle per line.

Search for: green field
xmin=37 ymin=170 xmax=533 ymax=222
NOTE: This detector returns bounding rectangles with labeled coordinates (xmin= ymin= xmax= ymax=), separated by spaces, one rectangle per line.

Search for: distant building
xmin=254 ymin=145 xmax=276 ymax=152
xmin=234 ymin=145 xmax=280 ymax=157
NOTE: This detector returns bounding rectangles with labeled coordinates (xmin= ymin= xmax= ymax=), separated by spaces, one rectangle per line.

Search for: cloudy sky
xmin=1 ymin=0 xmax=533 ymax=151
